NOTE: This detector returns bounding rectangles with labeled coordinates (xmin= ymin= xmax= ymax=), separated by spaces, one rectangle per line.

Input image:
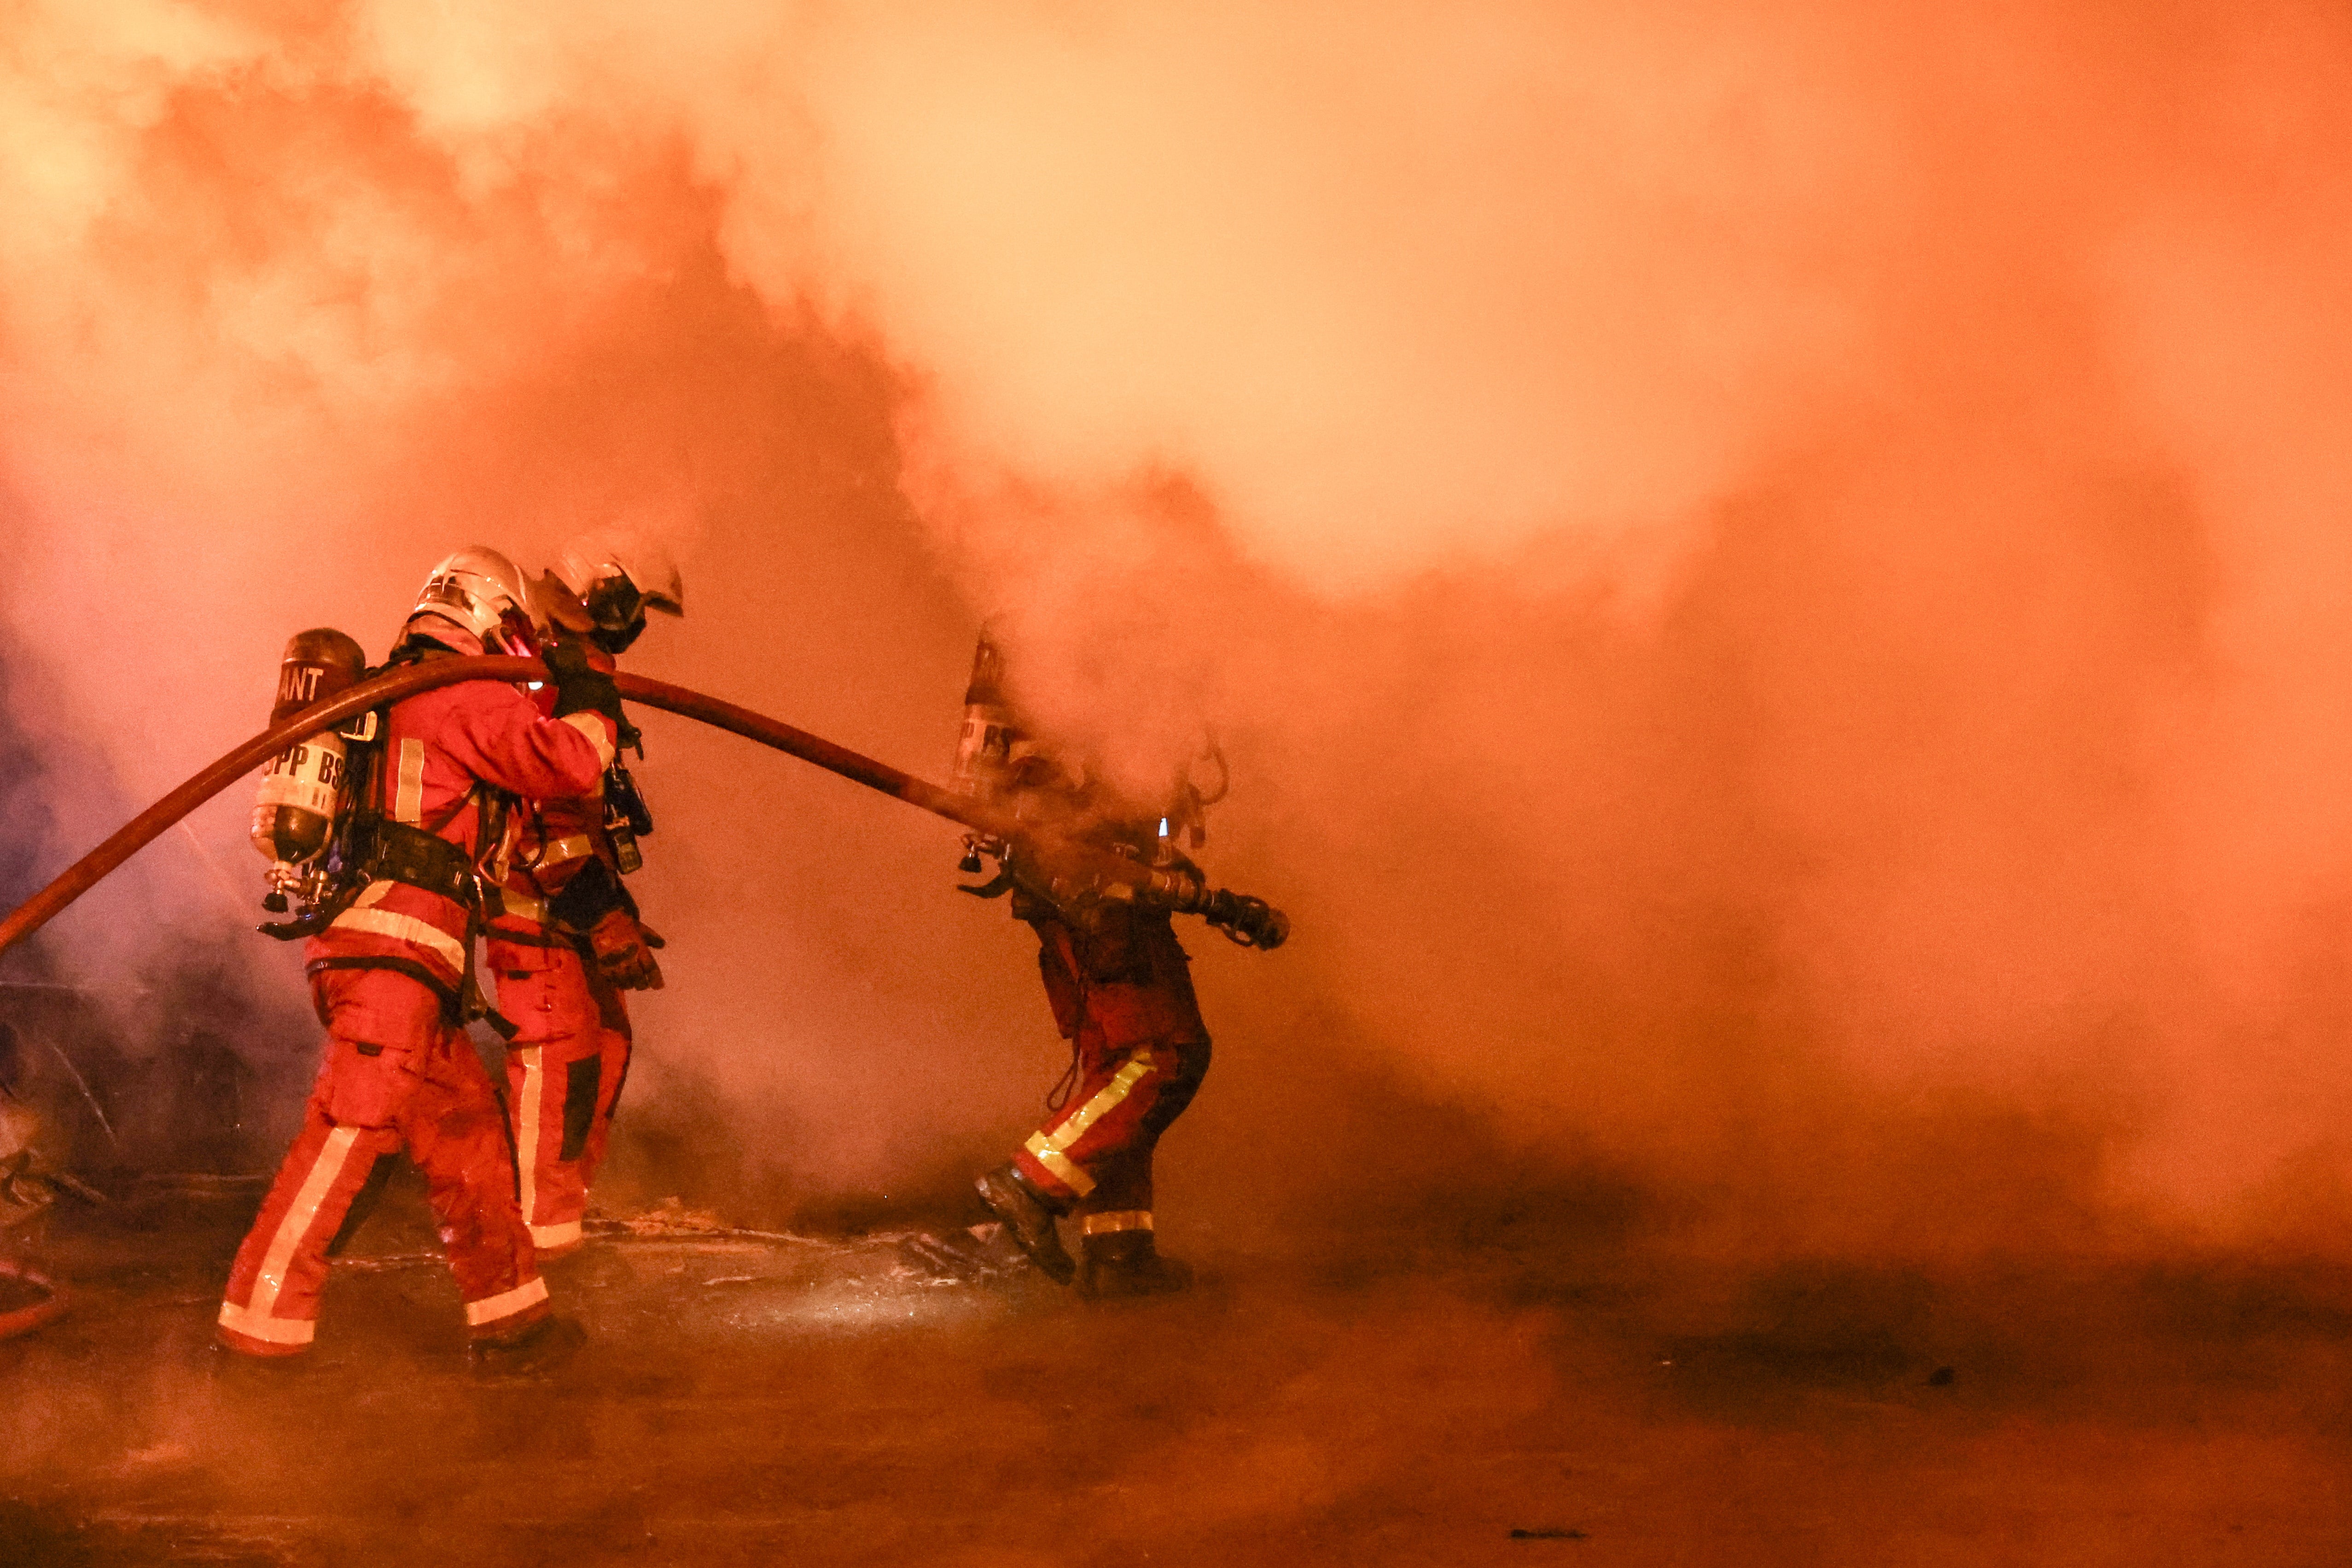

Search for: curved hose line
xmin=0 ymin=658 xmax=1288 ymax=957
xmin=1 ymin=655 xmax=540 ymax=957
xmin=0 ymin=1258 xmax=67 ymax=1341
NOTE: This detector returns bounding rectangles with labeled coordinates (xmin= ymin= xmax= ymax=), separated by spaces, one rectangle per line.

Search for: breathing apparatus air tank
xmin=951 ymin=628 xmax=1028 ymax=872
xmin=955 ymin=627 xmax=1032 ymax=800
xmin=249 ymin=629 xmax=367 ymax=911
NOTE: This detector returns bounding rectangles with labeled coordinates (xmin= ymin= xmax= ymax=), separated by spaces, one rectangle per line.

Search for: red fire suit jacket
xmin=497 ymin=668 xmax=614 ymax=923
xmin=307 ymin=672 xmax=616 ymax=991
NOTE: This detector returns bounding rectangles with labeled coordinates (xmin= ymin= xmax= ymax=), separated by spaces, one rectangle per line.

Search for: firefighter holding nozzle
xmin=960 ymin=630 xmax=1232 ymax=1299
xmin=485 ymin=535 xmax=681 ymax=1258
xmin=218 ymin=548 xmax=622 ymax=1364
xmin=0 ymin=519 xmax=1292 ymax=1353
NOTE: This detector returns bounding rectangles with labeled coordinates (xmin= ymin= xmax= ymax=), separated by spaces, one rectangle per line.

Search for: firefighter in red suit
xmin=216 ymin=547 xmax=622 ymax=1362
xmin=488 ymin=536 xmax=680 ymax=1257
xmin=975 ymin=881 xmax=1211 ymax=1296
xmin=962 ymin=635 xmax=1211 ymax=1298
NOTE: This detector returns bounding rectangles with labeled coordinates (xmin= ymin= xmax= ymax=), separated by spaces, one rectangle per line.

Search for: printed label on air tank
xmin=256 ymin=737 xmax=345 ymax=817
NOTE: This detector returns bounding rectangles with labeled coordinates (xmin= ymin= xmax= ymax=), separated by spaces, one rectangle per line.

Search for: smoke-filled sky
xmin=5 ymin=0 xmax=2352 ymax=1252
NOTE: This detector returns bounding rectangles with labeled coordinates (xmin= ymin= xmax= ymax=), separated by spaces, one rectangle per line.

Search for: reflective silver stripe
xmin=1041 ymin=1055 xmax=1157 ymax=1154
xmin=1023 ymin=1133 xmax=1095 ymax=1196
xmin=247 ymin=1125 xmax=361 ymax=1320
xmin=329 ymin=907 xmax=469 ymax=973
xmin=538 ymin=835 xmax=594 ymax=866
xmin=216 ymin=1300 xmax=316 ymax=1345
xmin=513 ymin=1046 xmax=541 ymax=1225
xmin=1080 ymin=1210 xmax=1153 ymax=1236
xmin=499 ymin=892 xmax=548 ymax=927
xmin=559 ymin=711 xmax=616 ymax=768
xmin=1020 ymin=1055 xmax=1161 ymax=1197
xmin=393 ymin=738 xmax=427 ymax=825
xmin=529 ymin=1220 xmax=582 ymax=1249
xmin=465 ymin=1275 xmax=549 ymax=1327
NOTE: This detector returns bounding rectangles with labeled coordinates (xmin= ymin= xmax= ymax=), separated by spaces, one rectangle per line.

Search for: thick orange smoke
xmin=5 ymin=0 xmax=2352 ymax=1251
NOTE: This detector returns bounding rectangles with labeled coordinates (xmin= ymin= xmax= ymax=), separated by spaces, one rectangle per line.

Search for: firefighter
xmin=487 ymin=535 xmax=681 ymax=1258
xmin=216 ymin=547 xmax=623 ymax=1364
xmin=961 ymin=634 xmax=1213 ymax=1298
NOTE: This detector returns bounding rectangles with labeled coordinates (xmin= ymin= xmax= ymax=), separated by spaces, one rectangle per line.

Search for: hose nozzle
xmin=1197 ymin=888 xmax=1289 ymax=950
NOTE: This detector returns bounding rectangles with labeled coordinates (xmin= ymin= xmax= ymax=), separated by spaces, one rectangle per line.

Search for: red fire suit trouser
xmin=1010 ymin=912 xmax=1211 ymax=1235
xmin=489 ymin=929 xmax=633 ymax=1256
xmin=217 ymin=967 xmax=547 ymax=1357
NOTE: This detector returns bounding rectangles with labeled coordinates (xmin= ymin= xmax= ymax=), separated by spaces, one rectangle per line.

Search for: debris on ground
xmin=603 ymin=1196 xmax=731 ymax=1236
xmin=894 ymin=1223 xmax=1034 ymax=1285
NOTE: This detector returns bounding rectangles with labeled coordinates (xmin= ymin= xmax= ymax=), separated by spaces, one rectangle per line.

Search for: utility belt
xmin=303 ymin=936 xmax=516 ymax=1039
xmin=358 ymin=818 xmax=481 ymax=905
xmin=312 ymin=812 xmax=519 ymax=1038
xmin=304 ymin=953 xmax=472 ymax=1025
xmin=261 ymin=817 xmax=484 ymax=942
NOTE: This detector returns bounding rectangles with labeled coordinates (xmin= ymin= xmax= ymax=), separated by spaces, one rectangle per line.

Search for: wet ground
xmin=3 ymin=1179 xmax=2350 ymax=1567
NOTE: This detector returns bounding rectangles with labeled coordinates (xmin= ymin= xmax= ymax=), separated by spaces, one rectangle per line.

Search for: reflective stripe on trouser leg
xmin=497 ymin=948 xmax=602 ymax=1249
xmin=530 ymin=1220 xmax=583 ymax=1250
xmin=403 ymin=1024 xmax=543 ymax=1331
xmin=1015 ymin=1052 xmax=1161 ymax=1201
xmin=1080 ymin=1210 xmax=1153 ymax=1236
xmin=219 ymin=1119 xmax=384 ymax=1350
xmin=511 ymin=1045 xmax=542 ymax=1228
xmin=1022 ymin=1132 xmax=1095 ymax=1197
xmin=465 ymin=1275 xmax=550 ymax=1329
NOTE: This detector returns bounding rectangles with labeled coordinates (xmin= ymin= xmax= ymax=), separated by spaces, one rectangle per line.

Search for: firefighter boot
xmin=1076 ymin=1228 xmax=1192 ymax=1300
xmin=469 ymin=1315 xmax=586 ymax=1378
xmin=974 ymin=1164 xmax=1075 ymax=1284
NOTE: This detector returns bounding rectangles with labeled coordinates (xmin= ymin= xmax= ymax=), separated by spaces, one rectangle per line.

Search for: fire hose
xmin=0 ymin=1259 xmax=66 ymax=1341
xmin=0 ymin=656 xmax=1290 ymax=961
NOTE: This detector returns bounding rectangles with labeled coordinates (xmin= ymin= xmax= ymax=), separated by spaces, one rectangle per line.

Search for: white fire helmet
xmin=551 ymin=531 xmax=684 ymax=653
xmin=408 ymin=545 xmax=545 ymax=654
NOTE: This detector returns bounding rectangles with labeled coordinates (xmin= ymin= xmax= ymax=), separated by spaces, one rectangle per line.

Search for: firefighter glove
xmin=590 ymin=909 xmax=664 ymax=991
xmin=544 ymin=633 xmax=624 ymax=728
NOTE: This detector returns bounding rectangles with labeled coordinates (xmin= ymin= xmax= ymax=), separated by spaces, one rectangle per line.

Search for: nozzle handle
xmin=1199 ymin=888 xmax=1289 ymax=950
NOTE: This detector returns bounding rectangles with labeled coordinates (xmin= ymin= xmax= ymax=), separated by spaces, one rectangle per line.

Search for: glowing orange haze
xmin=3 ymin=0 xmax=2351 ymax=1251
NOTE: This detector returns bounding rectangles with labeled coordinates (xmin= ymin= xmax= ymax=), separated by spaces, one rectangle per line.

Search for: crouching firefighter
xmin=217 ymin=547 xmax=623 ymax=1364
xmin=959 ymin=631 xmax=1217 ymax=1299
xmin=486 ymin=534 xmax=681 ymax=1258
